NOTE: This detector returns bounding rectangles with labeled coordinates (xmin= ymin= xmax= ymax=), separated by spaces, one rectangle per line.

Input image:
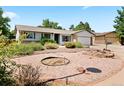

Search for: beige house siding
xmin=105 ymin=32 xmax=119 ymax=44
xmin=72 ymin=34 xmax=78 ymax=42
xmin=72 ymin=31 xmax=93 ymax=45
xmin=95 ymin=32 xmax=119 ymax=44
xmin=95 ymin=36 xmax=105 ymax=44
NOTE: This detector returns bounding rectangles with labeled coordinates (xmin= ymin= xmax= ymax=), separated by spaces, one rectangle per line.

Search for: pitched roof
xmin=15 ymin=25 xmax=78 ymax=35
xmin=15 ymin=25 xmax=95 ymax=36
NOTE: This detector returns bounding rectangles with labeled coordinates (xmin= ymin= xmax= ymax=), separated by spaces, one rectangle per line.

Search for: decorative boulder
xmin=77 ymin=67 xmax=85 ymax=73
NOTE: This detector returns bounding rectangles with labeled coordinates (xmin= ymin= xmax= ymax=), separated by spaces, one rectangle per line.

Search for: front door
xmin=54 ymin=34 xmax=59 ymax=44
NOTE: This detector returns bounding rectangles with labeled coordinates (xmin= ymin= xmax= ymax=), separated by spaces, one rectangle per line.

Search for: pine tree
xmin=84 ymin=22 xmax=91 ymax=31
xmin=114 ymin=7 xmax=124 ymax=45
xmin=69 ymin=25 xmax=74 ymax=30
xmin=42 ymin=19 xmax=63 ymax=29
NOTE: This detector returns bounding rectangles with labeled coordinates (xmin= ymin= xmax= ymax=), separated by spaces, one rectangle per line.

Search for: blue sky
xmin=1 ymin=6 xmax=122 ymax=32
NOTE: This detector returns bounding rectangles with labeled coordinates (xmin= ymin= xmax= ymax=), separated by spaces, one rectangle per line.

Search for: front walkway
xmin=91 ymin=44 xmax=124 ymax=85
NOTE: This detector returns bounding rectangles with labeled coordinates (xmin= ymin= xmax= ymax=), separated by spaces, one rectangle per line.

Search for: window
xmin=44 ymin=33 xmax=50 ymax=39
xmin=41 ymin=33 xmax=51 ymax=39
xmin=62 ymin=35 xmax=71 ymax=42
xmin=25 ymin=32 xmax=35 ymax=39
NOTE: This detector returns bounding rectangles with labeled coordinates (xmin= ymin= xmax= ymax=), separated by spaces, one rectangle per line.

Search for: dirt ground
xmin=12 ymin=47 xmax=124 ymax=86
xmin=91 ymin=44 xmax=124 ymax=86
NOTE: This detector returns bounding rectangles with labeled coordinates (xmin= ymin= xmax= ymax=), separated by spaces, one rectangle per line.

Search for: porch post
xmin=59 ymin=34 xmax=62 ymax=45
xmin=16 ymin=30 xmax=20 ymax=41
xmin=51 ymin=33 xmax=54 ymax=40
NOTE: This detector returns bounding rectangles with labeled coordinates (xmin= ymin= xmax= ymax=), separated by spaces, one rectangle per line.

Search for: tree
xmin=42 ymin=19 xmax=50 ymax=28
xmin=57 ymin=26 xmax=63 ymax=29
xmin=41 ymin=19 xmax=63 ymax=30
xmin=0 ymin=8 xmax=11 ymax=37
xmin=84 ymin=22 xmax=91 ymax=31
xmin=8 ymin=30 xmax=16 ymax=39
xmin=69 ymin=25 xmax=74 ymax=30
xmin=91 ymin=30 xmax=95 ymax=32
xmin=114 ymin=7 xmax=124 ymax=45
xmin=73 ymin=21 xmax=93 ymax=32
xmin=74 ymin=21 xmax=85 ymax=31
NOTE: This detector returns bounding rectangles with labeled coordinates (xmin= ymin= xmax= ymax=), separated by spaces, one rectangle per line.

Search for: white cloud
xmin=2 ymin=11 xmax=19 ymax=19
xmin=82 ymin=6 xmax=92 ymax=10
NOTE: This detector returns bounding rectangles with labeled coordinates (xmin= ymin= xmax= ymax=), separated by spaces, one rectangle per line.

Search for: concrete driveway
xmin=91 ymin=44 xmax=124 ymax=86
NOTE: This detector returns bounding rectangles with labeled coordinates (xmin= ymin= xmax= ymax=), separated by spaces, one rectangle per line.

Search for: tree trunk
xmin=120 ymin=37 xmax=124 ymax=45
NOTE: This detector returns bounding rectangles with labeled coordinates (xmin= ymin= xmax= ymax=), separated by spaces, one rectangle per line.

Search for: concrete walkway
xmin=91 ymin=44 xmax=124 ymax=86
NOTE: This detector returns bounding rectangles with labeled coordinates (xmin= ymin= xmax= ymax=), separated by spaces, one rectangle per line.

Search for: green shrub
xmin=40 ymin=38 xmax=56 ymax=45
xmin=0 ymin=35 xmax=9 ymax=48
xmin=0 ymin=43 xmax=21 ymax=58
xmin=0 ymin=58 xmax=17 ymax=85
xmin=74 ymin=42 xmax=83 ymax=48
xmin=44 ymin=43 xmax=59 ymax=49
xmin=64 ymin=42 xmax=75 ymax=48
xmin=28 ymin=42 xmax=45 ymax=51
xmin=0 ymin=42 xmax=45 ymax=58
xmin=0 ymin=40 xmax=46 ymax=57
xmin=0 ymin=47 xmax=7 ymax=57
xmin=15 ymin=44 xmax=34 ymax=55
xmin=18 ymin=34 xmax=27 ymax=44
xmin=6 ymin=43 xmax=19 ymax=57
xmin=0 ymin=46 xmax=16 ymax=58
xmin=64 ymin=42 xmax=84 ymax=48
xmin=7 ymin=42 xmax=45 ymax=57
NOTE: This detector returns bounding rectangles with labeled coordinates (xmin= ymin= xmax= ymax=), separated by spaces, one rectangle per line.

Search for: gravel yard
xmin=91 ymin=44 xmax=124 ymax=85
xmin=12 ymin=48 xmax=124 ymax=85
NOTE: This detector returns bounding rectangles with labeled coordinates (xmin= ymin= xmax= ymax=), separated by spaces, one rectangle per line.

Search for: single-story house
xmin=15 ymin=25 xmax=95 ymax=46
xmin=94 ymin=31 xmax=119 ymax=44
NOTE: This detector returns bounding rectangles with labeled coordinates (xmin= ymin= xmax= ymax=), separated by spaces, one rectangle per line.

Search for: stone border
xmin=41 ymin=57 xmax=70 ymax=66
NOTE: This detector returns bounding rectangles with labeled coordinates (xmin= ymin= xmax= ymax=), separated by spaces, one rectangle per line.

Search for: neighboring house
xmin=15 ymin=25 xmax=94 ymax=46
xmin=94 ymin=31 xmax=119 ymax=44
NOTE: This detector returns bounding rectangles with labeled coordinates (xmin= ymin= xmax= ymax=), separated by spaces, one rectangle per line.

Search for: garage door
xmin=77 ymin=37 xmax=91 ymax=45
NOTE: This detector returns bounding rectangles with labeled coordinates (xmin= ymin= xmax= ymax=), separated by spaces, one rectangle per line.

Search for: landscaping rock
xmin=83 ymin=49 xmax=115 ymax=58
xmin=77 ymin=67 xmax=85 ymax=73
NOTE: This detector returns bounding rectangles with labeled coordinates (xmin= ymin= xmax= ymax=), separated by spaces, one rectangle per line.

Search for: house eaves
xmin=15 ymin=25 xmax=77 ymax=35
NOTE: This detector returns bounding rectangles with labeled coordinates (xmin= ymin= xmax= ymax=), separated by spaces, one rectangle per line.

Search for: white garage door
xmin=77 ymin=37 xmax=91 ymax=45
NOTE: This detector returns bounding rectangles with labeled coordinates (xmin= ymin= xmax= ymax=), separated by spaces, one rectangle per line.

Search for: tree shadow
xmin=86 ymin=67 xmax=102 ymax=73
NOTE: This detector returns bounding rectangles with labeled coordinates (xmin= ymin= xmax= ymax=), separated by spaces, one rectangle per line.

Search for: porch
xmin=20 ymin=31 xmax=72 ymax=45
